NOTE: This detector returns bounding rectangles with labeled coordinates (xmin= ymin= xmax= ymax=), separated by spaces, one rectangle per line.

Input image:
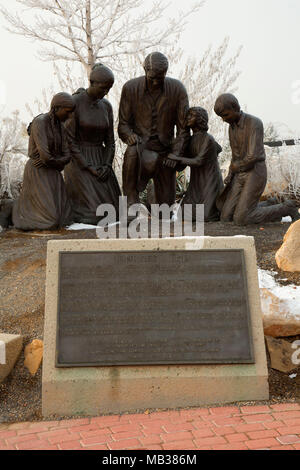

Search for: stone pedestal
xmin=0 ymin=333 xmax=23 ymax=383
xmin=42 ymin=237 xmax=269 ymax=418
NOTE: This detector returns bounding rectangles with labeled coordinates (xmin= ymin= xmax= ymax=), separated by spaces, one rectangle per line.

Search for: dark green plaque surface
xmin=56 ymin=250 xmax=254 ymax=367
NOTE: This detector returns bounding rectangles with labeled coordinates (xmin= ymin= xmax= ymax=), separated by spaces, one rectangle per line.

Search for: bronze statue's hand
xmin=32 ymin=158 xmax=44 ymax=169
xmin=163 ymin=154 xmax=178 ymax=169
xmin=127 ymin=133 xmax=139 ymax=146
xmin=168 ymin=154 xmax=182 ymax=162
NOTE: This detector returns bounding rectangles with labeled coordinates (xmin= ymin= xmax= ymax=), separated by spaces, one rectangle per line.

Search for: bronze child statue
xmin=169 ymin=107 xmax=224 ymax=222
xmin=214 ymin=93 xmax=300 ymax=225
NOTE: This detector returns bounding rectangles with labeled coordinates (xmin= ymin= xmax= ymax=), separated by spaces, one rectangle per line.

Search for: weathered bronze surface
xmin=214 ymin=93 xmax=298 ymax=225
xmin=56 ymin=250 xmax=254 ymax=367
xmin=64 ymin=63 xmax=121 ymax=225
xmin=12 ymin=93 xmax=75 ymax=231
xmin=118 ymin=52 xmax=190 ymax=207
xmin=169 ymin=107 xmax=224 ymax=222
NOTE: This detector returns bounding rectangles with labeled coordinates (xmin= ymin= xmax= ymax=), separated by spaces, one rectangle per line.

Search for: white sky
xmin=0 ymin=0 xmax=300 ymax=136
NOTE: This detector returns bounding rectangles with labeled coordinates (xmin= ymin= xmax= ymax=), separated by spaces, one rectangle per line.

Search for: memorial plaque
xmin=56 ymin=250 xmax=254 ymax=367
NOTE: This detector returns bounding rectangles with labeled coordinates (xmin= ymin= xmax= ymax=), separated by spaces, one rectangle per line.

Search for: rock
xmin=265 ymin=336 xmax=298 ymax=373
xmin=0 ymin=199 xmax=13 ymax=229
xmin=276 ymin=220 xmax=300 ymax=272
xmin=0 ymin=333 xmax=23 ymax=383
xmin=261 ymin=288 xmax=300 ymax=337
xmin=24 ymin=340 xmax=43 ymax=376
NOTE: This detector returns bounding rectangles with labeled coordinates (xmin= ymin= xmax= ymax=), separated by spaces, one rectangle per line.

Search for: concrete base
xmin=0 ymin=333 xmax=23 ymax=383
xmin=42 ymin=237 xmax=269 ymax=418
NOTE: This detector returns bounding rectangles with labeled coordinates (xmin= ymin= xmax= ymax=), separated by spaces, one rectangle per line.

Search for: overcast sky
xmin=0 ymin=0 xmax=300 ymax=136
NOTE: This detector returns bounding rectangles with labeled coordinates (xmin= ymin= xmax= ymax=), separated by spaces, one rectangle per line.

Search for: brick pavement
xmin=0 ymin=403 xmax=300 ymax=451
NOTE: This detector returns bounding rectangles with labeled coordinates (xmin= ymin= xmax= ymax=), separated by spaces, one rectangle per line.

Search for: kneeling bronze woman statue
xmin=12 ymin=93 xmax=75 ymax=231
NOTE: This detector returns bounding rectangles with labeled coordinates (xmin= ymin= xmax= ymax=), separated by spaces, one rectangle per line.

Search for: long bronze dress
xmin=12 ymin=114 xmax=72 ymax=231
xmin=182 ymin=131 xmax=224 ymax=222
xmin=64 ymin=90 xmax=121 ymax=224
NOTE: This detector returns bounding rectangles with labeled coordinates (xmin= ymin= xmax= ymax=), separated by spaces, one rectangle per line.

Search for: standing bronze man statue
xmin=118 ymin=52 xmax=189 ymax=208
xmin=214 ymin=93 xmax=300 ymax=225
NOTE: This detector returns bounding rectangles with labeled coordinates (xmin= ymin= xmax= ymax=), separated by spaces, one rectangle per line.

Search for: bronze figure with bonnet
xmin=12 ymin=92 xmax=75 ymax=230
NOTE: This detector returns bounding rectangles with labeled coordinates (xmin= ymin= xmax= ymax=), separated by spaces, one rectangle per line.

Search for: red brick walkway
xmin=1 ymin=403 xmax=300 ymax=451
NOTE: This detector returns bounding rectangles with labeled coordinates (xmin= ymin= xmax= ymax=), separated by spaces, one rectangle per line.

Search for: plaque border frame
xmin=55 ymin=249 xmax=255 ymax=368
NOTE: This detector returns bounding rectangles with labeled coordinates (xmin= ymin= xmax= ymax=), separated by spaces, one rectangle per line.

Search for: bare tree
xmin=264 ymin=144 xmax=300 ymax=203
xmin=264 ymin=122 xmax=280 ymax=143
xmin=278 ymin=146 xmax=300 ymax=202
xmin=25 ymin=61 xmax=87 ymax=117
xmin=1 ymin=0 xmax=203 ymax=77
xmin=1 ymin=1 xmax=242 ymax=186
xmin=0 ymin=111 xmax=27 ymax=199
xmin=176 ymin=38 xmax=242 ymax=149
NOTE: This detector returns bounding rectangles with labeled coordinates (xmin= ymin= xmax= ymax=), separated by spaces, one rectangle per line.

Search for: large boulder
xmin=0 ymin=333 xmax=23 ymax=383
xmin=261 ymin=288 xmax=300 ymax=337
xmin=276 ymin=220 xmax=300 ymax=272
xmin=265 ymin=336 xmax=299 ymax=373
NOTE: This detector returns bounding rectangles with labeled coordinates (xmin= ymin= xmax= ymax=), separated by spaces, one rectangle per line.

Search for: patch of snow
xmin=67 ymin=223 xmax=98 ymax=231
xmin=258 ymin=269 xmax=300 ymax=320
xmin=67 ymin=222 xmax=121 ymax=231
xmin=281 ymin=216 xmax=292 ymax=223
xmin=289 ymin=374 xmax=297 ymax=379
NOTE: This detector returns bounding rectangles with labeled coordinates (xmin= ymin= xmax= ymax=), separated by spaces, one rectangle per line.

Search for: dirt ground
xmin=0 ymin=222 xmax=299 ymax=424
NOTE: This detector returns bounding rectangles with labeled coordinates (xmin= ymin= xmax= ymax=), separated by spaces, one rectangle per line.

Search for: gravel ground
xmin=0 ymin=222 xmax=299 ymax=424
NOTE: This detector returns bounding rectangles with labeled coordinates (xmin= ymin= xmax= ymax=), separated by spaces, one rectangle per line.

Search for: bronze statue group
xmin=1 ymin=52 xmax=299 ymax=231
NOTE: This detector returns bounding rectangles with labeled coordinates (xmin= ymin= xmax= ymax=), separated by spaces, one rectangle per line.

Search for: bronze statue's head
xmin=89 ymin=63 xmax=115 ymax=99
xmin=50 ymin=92 xmax=76 ymax=122
xmin=214 ymin=93 xmax=241 ymax=125
xmin=187 ymin=107 xmax=209 ymax=131
xmin=144 ymin=52 xmax=169 ymax=90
